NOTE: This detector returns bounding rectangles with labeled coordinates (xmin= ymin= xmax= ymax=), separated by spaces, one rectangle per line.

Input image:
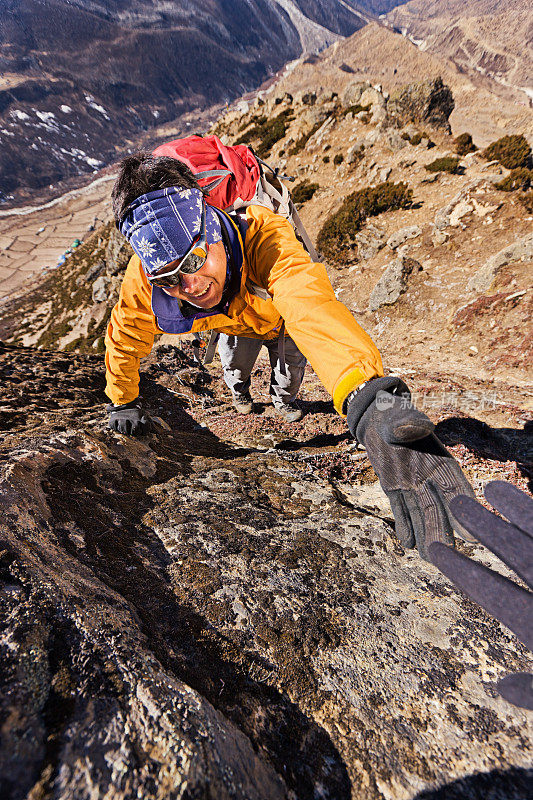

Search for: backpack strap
xmin=195 ymin=169 xmax=232 ymax=194
xmin=195 ymin=169 xmax=231 ymax=179
xmin=277 ymin=321 xmax=287 ymax=377
xmin=289 ymin=200 xmax=320 ymax=262
xmin=203 ymin=330 xmax=220 ymax=365
xmin=243 ymin=278 xmax=286 ymax=375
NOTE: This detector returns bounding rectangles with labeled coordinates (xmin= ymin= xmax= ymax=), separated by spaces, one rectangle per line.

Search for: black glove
xmin=347 ymin=377 xmax=475 ymax=559
xmin=107 ymin=400 xmax=151 ymax=436
xmin=429 ymin=481 xmax=533 ymax=710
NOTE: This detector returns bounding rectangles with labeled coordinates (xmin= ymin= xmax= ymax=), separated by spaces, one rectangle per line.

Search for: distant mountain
xmin=385 ymin=0 xmax=533 ymax=107
xmin=0 ymin=0 xmax=386 ymax=203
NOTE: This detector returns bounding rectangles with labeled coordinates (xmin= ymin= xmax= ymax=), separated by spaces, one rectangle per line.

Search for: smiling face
xmin=154 ymin=240 xmax=228 ymax=309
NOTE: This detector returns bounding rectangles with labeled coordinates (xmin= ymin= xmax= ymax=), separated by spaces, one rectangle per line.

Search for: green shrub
xmin=425 ymin=156 xmax=461 ymax=174
xmin=518 ymin=190 xmax=533 ymax=213
xmin=234 ymin=110 xmax=294 ymax=157
xmin=288 ymin=120 xmax=323 ymax=156
xmin=237 ymin=114 xmax=266 ymax=133
xmin=401 ymin=130 xmax=434 ymax=147
xmin=333 ymin=154 xmax=344 ymax=165
xmin=63 ymin=337 xmax=84 ymax=353
xmin=495 ymin=167 xmax=532 ymax=191
xmin=323 ymin=156 xmax=330 ymax=163
xmin=291 ymin=180 xmax=319 ymax=204
xmin=454 ymin=132 xmax=477 ymax=155
xmin=317 ymin=181 xmax=413 ymax=261
xmin=482 ymin=134 xmax=531 ymax=169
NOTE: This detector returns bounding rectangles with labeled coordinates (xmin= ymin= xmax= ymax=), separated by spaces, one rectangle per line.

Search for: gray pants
xmin=218 ymin=333 xmax=306 ymax=406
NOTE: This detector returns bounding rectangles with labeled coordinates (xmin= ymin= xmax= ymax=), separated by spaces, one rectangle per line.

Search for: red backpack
xmin=153 ymin=134 xmax=318 ymax=261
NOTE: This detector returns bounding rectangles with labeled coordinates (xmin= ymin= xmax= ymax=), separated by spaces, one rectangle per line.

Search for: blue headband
xmin=119 ymin=186 xmax=222 ymax=274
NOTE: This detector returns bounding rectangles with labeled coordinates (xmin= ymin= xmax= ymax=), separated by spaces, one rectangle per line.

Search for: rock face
xmin=388 ymin=77 xmax=455 ymax=132
xmin=1 ymin=340 xmax=532 ymax=800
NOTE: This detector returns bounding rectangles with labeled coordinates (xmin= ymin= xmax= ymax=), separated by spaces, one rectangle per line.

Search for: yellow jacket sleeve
xmin=246 ymin=207 xmax=384 ymax=414
xmin=104 ymin=255 xmax=161 ymax=405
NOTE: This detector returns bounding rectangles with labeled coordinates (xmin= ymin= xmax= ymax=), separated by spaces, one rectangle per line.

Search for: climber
xmin=105 ymin=152 xmax=475 ymax=560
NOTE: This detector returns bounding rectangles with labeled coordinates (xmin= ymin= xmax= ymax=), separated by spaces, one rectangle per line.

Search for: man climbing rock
xmin=105 ymin=151 xmax=474 ymax=559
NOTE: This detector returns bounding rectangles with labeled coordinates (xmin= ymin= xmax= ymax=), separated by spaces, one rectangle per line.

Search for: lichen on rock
xmin=0 ymin=340 xmax=531 ymax=800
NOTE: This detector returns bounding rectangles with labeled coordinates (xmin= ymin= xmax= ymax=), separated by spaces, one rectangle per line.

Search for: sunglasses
xmin=147 ymin=201 xmax=209 ymax=288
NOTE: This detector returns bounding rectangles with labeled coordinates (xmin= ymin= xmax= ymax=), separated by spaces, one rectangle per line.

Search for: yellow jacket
xmin=105 ymin=205 xmax=384 ymax=413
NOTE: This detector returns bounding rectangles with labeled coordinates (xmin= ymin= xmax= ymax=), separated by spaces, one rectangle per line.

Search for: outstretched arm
xmin=105 ymin=254 xmax=160 ymax=406
xmin=248 ymin=207 xmax=475 ymax=559
xmin=246 ymin=206 xmax=384 ymax=414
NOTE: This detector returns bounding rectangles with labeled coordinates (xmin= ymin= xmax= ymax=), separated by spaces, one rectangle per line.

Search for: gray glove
xmin=107 ymin=400 xmax=151 ymax=436
xmin=347 ymin=377 xmax=474 ymax=559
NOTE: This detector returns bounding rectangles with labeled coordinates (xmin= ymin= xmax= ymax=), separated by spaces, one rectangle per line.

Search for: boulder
xmin=387 ymin=225 xmax=422 ymax=250
xmin=347 ymin=141 xmax=365 ymax=164
xmin=359 ymin=87 xmax=386 ymax=109
xmin=371 ymin=105 xmax=388 ymax=125
xmin=388 ymin=77 xmax=455 ymax=133
xmin=0 ymin=341 xmax=531 ymax=800
xmin=383 ymin=129 xmax=408 ymax=151
xmin=432 ymin=228 xmax=449 ymax=246
xmin=342 ymin=81 xmax=370 ymax=106
xmin=379 ymin=166 xmax=392 ymax=183
xmin=355 ymin=224 xmax=386 ymax=260
xmin=369 ymin=255 xmax=422 ymax=310
xmin=235 ymin=100 xmax=250 ymax=115
xmin=467 ymin=232 xmax=533 ymax=292
xmin=92 ymin=275 xmax=109 ymax=303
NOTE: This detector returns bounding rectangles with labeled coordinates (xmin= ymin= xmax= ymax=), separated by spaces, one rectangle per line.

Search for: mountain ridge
xmin=0 ymin=0 xmax=373 ymax=203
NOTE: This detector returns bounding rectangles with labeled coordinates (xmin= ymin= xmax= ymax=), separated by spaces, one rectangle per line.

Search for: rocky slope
xmin=0 ymin=0 xmax=370 ymax=205
xmin=3 ymin=68 xmax=531 ymax=391
xmin=1 ymin=335 xmax=532 ymax=800
xmin=384 ymin=0 xmax=533 ymax=107
xmin=1 ymin=38 xmax=533 ymax=800
xmin=258 ymin=21 xmax=533 ymax=146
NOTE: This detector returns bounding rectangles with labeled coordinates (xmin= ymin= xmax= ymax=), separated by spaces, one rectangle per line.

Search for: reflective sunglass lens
xmin=179 ymin=250 xmax=208 ymax=274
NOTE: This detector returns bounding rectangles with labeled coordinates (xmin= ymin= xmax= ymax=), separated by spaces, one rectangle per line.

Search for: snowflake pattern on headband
xmin=150 ymin=257 xmax=172 ymax=271
xmin=136 ymin=236 xmax=157 ymax=259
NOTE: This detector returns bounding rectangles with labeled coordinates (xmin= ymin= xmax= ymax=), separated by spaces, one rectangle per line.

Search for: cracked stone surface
xmin=0 ymin=341 xmax=531 ymax=800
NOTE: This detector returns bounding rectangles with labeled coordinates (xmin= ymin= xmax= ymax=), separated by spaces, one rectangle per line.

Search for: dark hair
xmin=112 ymin=151 xmax=200 ymax=226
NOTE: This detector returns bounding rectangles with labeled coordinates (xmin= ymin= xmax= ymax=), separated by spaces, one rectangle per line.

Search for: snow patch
xmin=60 ymin=105 xmax=72 ymax=113
xmin=84 ymin=95 xmax=110 ymax=119
xmin=35 ymin=111 xmax=56 ymax=123
xmin=10 ymin=110 xmax=30 ymax=121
